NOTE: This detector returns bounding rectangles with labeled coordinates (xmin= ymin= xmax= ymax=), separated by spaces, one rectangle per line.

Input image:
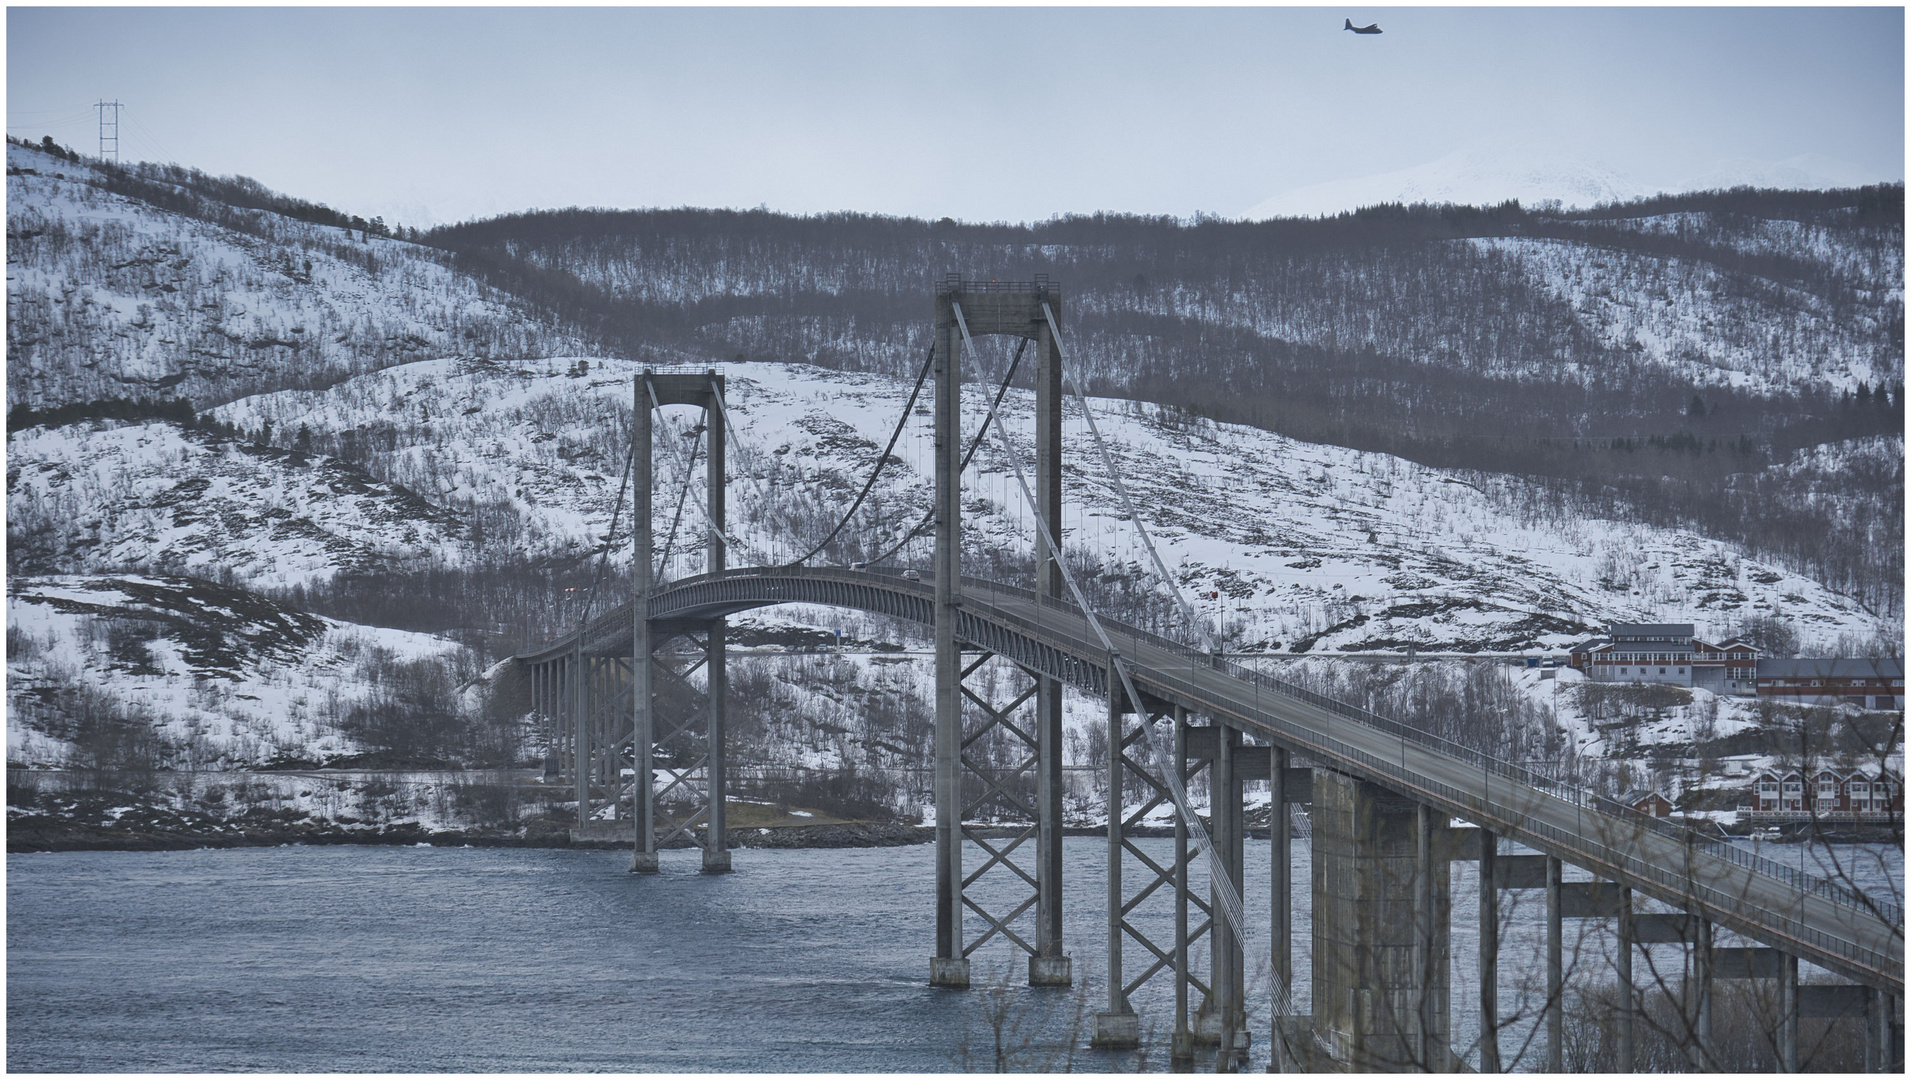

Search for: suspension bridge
xmin=517 ymin=277 xmax=1902 ymax=1071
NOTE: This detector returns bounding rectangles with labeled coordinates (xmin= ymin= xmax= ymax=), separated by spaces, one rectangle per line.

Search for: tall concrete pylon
xmin=929 ymin=276 xmax=1069 ymax=988
xmin=628 ymin=370 xmax=730 ymax=873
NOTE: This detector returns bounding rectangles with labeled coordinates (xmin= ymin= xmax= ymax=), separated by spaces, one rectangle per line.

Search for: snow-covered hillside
xmin=1476 ymin=233 xmax=1902 ymax=395
xmin=5 ymin=141 xmax=582 ymax=408
xmin=194 ymin=356 xmax=1888 ymax=653
xmin=7 ymin=574 xmax=481 ymax=769
xmin=8 ymin=422 xmax=469 ymax=588
xmin=7 ymin=356 xmax=1894 ymax=812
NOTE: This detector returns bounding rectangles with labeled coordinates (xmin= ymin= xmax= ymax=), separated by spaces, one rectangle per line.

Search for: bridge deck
xmin=520 ymin=566 xmax=1903 ymax=993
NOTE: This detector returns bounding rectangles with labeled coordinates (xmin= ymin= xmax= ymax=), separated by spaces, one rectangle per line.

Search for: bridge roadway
xmin=522 ymin=565 xmax=1903 ymax=994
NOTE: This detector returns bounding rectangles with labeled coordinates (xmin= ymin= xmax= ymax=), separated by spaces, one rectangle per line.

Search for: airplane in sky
xmin=1344 ymin=18 xmax=1383 ymax=34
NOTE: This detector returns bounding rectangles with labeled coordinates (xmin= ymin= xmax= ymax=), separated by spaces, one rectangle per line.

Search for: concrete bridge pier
xmin=1616 ymin=886 xmax=1635 ymax=1072
xmin=1779 ymin=950 xmax=1798 ymax=1072
xmin=1198 ymin=721 xmax=1249 ymax=1069
xmin=1312 ymin=770 xmax=1451 ymax=1071
xmin=1268 ymin=744 xmax=1294 ymax=1073
xmin=1692 ymin=914 xmax=1714 ymax=1071
xmin=1545 ymin=855 xmax=1562 ymax=1072
xmin=1093 ymin=677 xmax=1140 ymax=1043
xmin=1478 ymin=829 xmax=1501 ymax=1073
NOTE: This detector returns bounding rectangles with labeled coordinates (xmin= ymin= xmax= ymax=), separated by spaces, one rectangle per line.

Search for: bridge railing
xmin=953 ymin=572 xmax=1902 ymax=931
xmin=537 ymin=567 xmax=1901 ymax=935
xmin=1124 ymin=641 xmax=1904 ymax=979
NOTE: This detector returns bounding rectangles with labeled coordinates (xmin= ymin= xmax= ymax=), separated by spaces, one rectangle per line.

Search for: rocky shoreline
xmin=3 ymin=787 xmax=943 ymax=853
xmin=7 ymin=807 xmax=1248 ymax=854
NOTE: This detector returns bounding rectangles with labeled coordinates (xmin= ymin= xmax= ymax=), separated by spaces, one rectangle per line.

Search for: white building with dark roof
xmin=1568 ymin=623 xmax=1758 ymax=692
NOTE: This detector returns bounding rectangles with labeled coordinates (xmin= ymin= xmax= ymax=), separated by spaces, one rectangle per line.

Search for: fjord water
xmin=8 ymin=838 xmax=1900 ymax=1071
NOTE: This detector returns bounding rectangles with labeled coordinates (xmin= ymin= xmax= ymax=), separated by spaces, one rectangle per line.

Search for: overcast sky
xmin=7 ymin=6 xmax=1904 ymax=228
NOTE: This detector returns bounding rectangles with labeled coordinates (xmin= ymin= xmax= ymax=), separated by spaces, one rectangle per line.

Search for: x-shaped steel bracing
xmin=1114 ymin=711 xmax=1215 ymax=1010
xmin=647 ymin=631 xmax=718 ymax=851
xmin=957 ymin=650 xmax=1048 ymax=959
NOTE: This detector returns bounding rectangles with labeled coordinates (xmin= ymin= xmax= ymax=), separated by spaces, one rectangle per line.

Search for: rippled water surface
xmin=8 ymin=838 xmax=1899 ymax=1071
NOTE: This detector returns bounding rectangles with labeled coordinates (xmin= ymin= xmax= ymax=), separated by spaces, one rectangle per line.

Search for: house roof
xmin=1610 ymin=623 xmax=1695 ymax=638
xmin=1755 ymin=658 xmax=1905 ymax=680
xmin=1617 ymin=787 xmax=1668 ymax=805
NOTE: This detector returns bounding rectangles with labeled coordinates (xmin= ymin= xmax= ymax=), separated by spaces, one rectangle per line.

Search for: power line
xmin=125 ymin=115 xmax=174 ymax=165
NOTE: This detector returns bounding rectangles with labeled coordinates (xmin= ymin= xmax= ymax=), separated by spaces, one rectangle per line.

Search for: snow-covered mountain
xmin=1677 ymin=153 xmax=1887 ymax=196
xmin=7 ymin=355 xmax=1894 ymax=791
xmin=4 ymin=140 xmax=583 ymax=408
xmin=6 ymin=574 xmax=480 ymax=769
xmin=1471 ymin=229 xmax=1902 ymax=395
xmin=7 ymin=421 xmax=469 ymax=589
xmin=5 ymin=142 xmax=1899 ymax=814
xmin=1246 ymin=143 xmax=1652 ymax=219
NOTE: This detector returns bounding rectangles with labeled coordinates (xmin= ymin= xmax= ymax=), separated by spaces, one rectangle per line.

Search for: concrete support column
xmin=1865 ymin=987 xmax=1888 ymax=1072
xmin=1030 ymin=307 xmax=1069 ymax=988
xmin=1312 ymin=770 xmax=1450 ymax=1070
xmin=1880 ymin=986 xmax=1895 ymax=1070
xmin=1269 ymin=745 xmax=1292 ymax=1073
xmin=701 ymin=622 xmax=729 ymax=872
xmin=1414 ymin=803 xmax=1437 ymax=1071
xmin=1479 ymin=829 xmax=1500 ymax=1074
xmin=700 ymin=377 xmax=729 ymax=874
xmin=536 ymin=664 xmax=553 ymax=780
xmin=1212 ymin=722 xmax=1247 ymax=1069
xmin=929 ymin=299 xmax=968 ymax=989
xmin=1617 ymin=886 xmax=1635 ymax=1072
xmin=573 ymin=643 xmax=588 ymax=829
xmin=1778 ymin=951 xmax=1798 ymax=1073
xmin=1173 ymin=711 xmax=1195 ymax=1068
xmin=1545 ymin=855 xmax=1562 ymax=1072
xmin=1093 ymin=666 xmax=1139 ymax=1047
xmin=630 ymin=375 xmax=657 ymax=872
xmin=1693 ymin=916 xmax=1713 ymax=1071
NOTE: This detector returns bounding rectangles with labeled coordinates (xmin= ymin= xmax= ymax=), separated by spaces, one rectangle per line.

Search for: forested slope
xmin=425 ymin=190 xmax=1905 ymax=615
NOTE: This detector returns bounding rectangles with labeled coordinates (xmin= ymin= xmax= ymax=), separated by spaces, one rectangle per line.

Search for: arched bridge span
xmin=520 ymin=565 xmax=1903 ymax=995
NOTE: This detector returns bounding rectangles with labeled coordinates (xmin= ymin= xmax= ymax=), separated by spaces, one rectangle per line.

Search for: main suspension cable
xmin=785 ymin=345 xmax=935 ymax=568
xmin=865 ymin=338 xmax=1027 ymax=568
xmin=574 ymin=417 xmax=637 ymax=636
